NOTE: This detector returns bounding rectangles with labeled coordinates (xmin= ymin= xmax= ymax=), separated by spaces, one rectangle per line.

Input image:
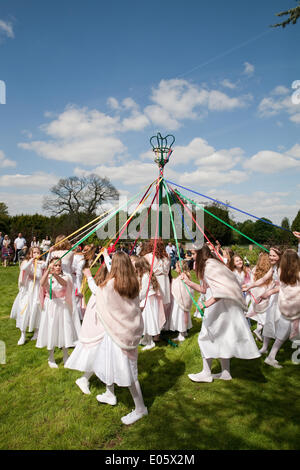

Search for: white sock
xmin=128 ymin=380 xmax=146 ymax=413
xmin=188 ymin=358 xmax=213 ymax=382
xmin=62 ymin=347 xmax=69 ymax=363
xmin=259 ymin=336 xmax=270 ymax=354
xmin=83 ymin=372 xmax=93 ymax=381
xmin=268 ymin=338 xmax=285 ymax=361
xmin=18 ymin=331 xmax=26 ymax=345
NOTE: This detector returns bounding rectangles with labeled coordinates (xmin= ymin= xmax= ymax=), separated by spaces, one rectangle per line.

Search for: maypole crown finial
xmin=150 ymin=132 xmax=175 ymax=168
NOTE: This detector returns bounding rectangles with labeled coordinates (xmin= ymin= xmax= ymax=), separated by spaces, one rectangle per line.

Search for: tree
xmin=272 ymin=1 xmax=300 ymax=28
xmin=252 ymin=217 xmax=278 ymax=244
xmin=0 ymin=202 xmax=9 ymax=217
xmin=43 ymin=175 xmax=119 ymax=226
xmin=291 ymin=209 xmax=300 ymax=232
xmin=204 ymin=203 xmax=233 ymax=245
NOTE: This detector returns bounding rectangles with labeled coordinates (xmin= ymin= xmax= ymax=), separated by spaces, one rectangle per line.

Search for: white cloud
xmin=0 ymin=20 xmax=14 ymax=39
xmin=220 ymin=79 xmax=237 ymax=89
xmin=258 ymin=85 xmax=300 ymax=124
xmin=171 ymin=138 xmax=215 ymax=164
xmin=271 ymin=86 xmax=289 ymax=96
xmin=243 ymin=62 xmax=255 ymax=75
xmin=205 ymin=189 xmax=298 ymax=225
xmin=0 ymin=172 xmax=59 ymax=188
xmin=19 ymin=105 xmax=127 ymax=165
xmin=286 ymin=144 xmax=300 ymax=159
xmin=0 ymin=150 xmax=16 ymax=168
xmin=179 ymin=169 xmax=248 ymax=187
xmin=0 ymin=192 xmax=44 ymax=216
xmin=144 ymin=79 xmax=251 ymax=130
xmin=244 ymin=149 xmax=300 ymax=174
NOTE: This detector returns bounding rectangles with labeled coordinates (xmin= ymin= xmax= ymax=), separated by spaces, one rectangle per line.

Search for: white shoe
xmin=264 ymin=357 xmax=283 ymax=369
xmin=188 ymin=373 xmax=213 ymax=383
xmin=142 ymin=341 xmax=155 ymax=351
xmin=96 ymin=392 xmax=117 ymax=405
xmin=48 ymin=360 xmax=58 ymax=369
xmin=76 ymin=377 xmax=91 ymax=395
xmin=17 ymin=333 xmax=26 ymax=346
xmin=139 ymin=336 xmax=148 ymax=346
xmin=174 ymin=333 xmax=186 ymax=342
xmin=121 ymin=407 xmax=148 ymax=425
xmin=212 ymin=371 xmax=232 ymax=381
xmin=259 ymin=348 xmax=268 ymax=355
xmin=31 ymin=330 xmax=39 ymax=341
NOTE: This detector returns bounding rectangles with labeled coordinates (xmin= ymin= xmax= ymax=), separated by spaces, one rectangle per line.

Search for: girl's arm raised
xmin=40 ymin=268 xmax=50 ymax=288
xmin=180 ymin=273 xmax=206 ymax=293
xmin=243 ymin=267 xmax=273 ymax=291
xmin=52 ymin=273 xmax=67 ymax=288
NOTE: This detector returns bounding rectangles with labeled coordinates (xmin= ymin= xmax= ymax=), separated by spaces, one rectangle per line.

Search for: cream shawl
xmin=95 ymin=278 xmax=143 ymax=350
xmin=204 ymin=258 xmax=247 ymax=311
xmin=171 ymin=276 xmax=193 ymax=312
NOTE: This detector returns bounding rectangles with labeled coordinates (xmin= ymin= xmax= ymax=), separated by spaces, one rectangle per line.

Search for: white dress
xmin=144 ymin=254 xmax=171 ymax=305
xmin=233 ymin=269 xmax=251 ymax=312
xmin=71 ymin=253 xmax=86 ymax=321
xmin=169 ymin=299 xmax=192 ymax=333
xmin=93 ymin=332 xmax=138 ymax=387
xmin=198 ymin=275 xmax=260 ymax=359
xmin=65 ymin=277 xmax=102 ymax=373
xmin=140 ymin=273 xmax=162 ymax=336
xmin=262 ymin=266 xmax=290 ymax=340
xmin=11 ymin=259 xmax=46 ymax=331
xmin=36 ymin=274 xmax=78 ymax=350
xmin=47 ymin=250 xmax=82 ymax=336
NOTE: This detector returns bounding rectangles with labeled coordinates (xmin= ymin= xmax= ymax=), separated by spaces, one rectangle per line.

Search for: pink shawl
xmin=39 ymin=273 xmax=73 ymax=314
xmin=278 ymin=282 xmax=300 ymax=340
xmin=204 ymin=258 xmax=247 ymax=311
xmin=95 ymin=278 xmax=143 ymax=351
xmin=171 ymin=276 xmax=193 ymax=312
xmin=79 ymin=294 xmax=105 ymax=348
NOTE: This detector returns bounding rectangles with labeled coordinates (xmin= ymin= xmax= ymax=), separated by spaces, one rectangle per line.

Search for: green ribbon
xmin=162 ymin=179 xmax=205 ymax=318
xmin=49 ymin=275 xmax=53 ymax=300
xmin=173 ymin=188 xmax=269 ymax=253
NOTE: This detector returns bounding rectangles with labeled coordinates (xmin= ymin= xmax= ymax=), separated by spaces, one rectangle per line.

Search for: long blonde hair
xmin=134 ymin=256 xmax=159 ymax=292
xmin=253 ymin=252 xmax=272 ymax=286
xmin=100 ymin=251 xmax=139 ymax=299
xmin=54 ymin=234 xmax=72 ymax=251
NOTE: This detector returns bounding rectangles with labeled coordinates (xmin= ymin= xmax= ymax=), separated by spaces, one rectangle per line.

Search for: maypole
xmin=150 ymin=133 xmax=175 ymax=237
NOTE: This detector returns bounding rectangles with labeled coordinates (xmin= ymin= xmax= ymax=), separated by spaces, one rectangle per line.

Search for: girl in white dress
xmin=47 ymin=235 xmax=81 ymax=336
xmin=257 ymin=249 xmax=300 ymax=368
xmin=11 ymin=247 xmax=47 ymax=345
xmin=71 ymin=246 xmax=86 ymax=320
xmin=93 ymin=251 xmax=148 ymax=425
xmin=65 ymin=263 xmax=109 ymax=395
xmin=169 ymin=261 xmax=193 ymax=342
xmin=182 ymin=245 xmax=260 ymax=383
xmin=36 ymin=258 xmax=78 ymax=368
xmin=142 ymin=239 xmax=171 ymax=326
xmin=246 ymin=252 xmax=272 ymax=341
xmin=243 ymin=247 xmax=282 ymax=356
xmin=132 ymin=256 xmax=165 ymax=350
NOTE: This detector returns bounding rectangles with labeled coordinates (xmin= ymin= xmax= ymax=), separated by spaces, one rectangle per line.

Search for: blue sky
xmin=0 ymin=0 xmax=299 ymax=225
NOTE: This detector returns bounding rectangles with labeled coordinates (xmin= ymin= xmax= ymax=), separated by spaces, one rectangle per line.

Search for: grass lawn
xmin=0 ymin=265 xmax=299 ymax=450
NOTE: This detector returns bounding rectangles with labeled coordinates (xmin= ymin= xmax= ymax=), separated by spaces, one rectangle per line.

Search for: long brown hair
xmin=100 ymin=251 xmax=139 ymax=299
xmin=133 ymin=256 xmax=159 ymax=292
xmin=253 ymin=252 xmax=272 ymax=285
xmin=280 ymin=249 xmax=300 ymax=286
xmin=54 ymin=234 xmax=72 ymax=251
xmin=94 ymin=265 xmax=108 ymax=286
xmin=195 ymin=245 xmax=222 ymax=280
xmin=140 ymin=238 xmax=168 ymax=259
